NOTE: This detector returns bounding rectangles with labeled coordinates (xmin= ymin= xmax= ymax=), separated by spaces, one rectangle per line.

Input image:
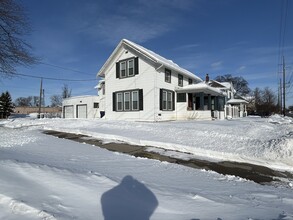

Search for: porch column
xmin=199 ymin=92 xmax=204 ymax=110
xmin=208 ymin=95 xmax=211 ymax=110
xmin=214 ymin=96 xmax=218 ymax=110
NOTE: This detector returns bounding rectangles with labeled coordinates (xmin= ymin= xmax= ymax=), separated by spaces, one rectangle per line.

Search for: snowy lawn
xmin=0 ymin=116 xmax=293 ymax=219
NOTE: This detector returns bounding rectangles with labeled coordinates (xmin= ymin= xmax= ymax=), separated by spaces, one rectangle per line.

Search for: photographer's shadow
xmin=101 ymin=175 xmax=158 ymax=220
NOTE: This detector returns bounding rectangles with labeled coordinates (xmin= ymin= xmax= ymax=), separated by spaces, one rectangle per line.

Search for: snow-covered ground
xmin=0 ymin=116 xmax=293 ymax=219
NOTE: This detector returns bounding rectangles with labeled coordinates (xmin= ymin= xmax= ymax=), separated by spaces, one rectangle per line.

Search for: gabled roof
xmin=97 ymin=39 xmax=202 ymax=82
xmin=209 ymin=80 xmax=231 ymax=89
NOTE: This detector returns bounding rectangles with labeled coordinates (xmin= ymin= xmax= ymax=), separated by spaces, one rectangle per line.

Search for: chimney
xmin=205 ymin=74 xmax=210 ymax=83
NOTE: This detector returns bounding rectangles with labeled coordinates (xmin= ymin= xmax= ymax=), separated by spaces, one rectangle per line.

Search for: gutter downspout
xmin=154 ymin=64 xmax=163 ymax=122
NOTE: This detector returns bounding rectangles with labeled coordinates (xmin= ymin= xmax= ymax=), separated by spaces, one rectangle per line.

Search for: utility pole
xmin=43 ymin=89 xmax=45 ymax=107
xmin=282 ymin=56 xmax=286 ymax=116
xmin=38 ymin=78 xmax=43 ymax=118
xmin=278 ymin=78 xmax=283 ymax=114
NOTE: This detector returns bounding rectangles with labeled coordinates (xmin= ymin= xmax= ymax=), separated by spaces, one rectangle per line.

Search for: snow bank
xmin=2 ymin=115 xmax=293 ymax=172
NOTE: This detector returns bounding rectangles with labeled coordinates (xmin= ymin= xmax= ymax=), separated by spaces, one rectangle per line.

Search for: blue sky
xmin=1 ymin=0 xmax=293 ymax=106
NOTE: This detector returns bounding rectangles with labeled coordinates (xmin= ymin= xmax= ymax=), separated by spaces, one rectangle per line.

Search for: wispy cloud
xmin=211 ymin=61 xmax=223 ymax=70
xmin=83 ymin=15 xmax=170 ymax=45
xmin=172 ymin=43 xmax=200 ymax=51
xmin=69 ymin=0 xmax=198 ymax=45
xmin=236 ymin=65 xmax=246 ymax=73
xmin=138 ymin=0 xmax=196 ymax=10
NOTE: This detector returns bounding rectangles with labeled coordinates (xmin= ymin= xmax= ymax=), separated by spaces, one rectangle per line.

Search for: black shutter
xmin=139 ymin=89 xmax=143 ymax=110
xmin=159 ymin=89 xmax=163 ymax=110
xmin=112 ymin=92 xmax=116 ymax=111
xmin=116 ymin=62 xmax=120 ymax=78
xmin=135 ymin=57 xmax=139 ymax=75
xmin=172 ymin=91 xmax=175 ymax=111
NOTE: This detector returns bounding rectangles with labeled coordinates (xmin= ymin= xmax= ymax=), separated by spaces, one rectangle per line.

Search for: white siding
xmin=105 ymin=47 xmax=156 ymax=121
xmin=155 ymin=68 xmax=192 ymax=121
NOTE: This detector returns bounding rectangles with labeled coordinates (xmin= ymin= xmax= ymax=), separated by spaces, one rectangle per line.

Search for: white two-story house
xmin=96 ymin=39 xmax=227 ymax=121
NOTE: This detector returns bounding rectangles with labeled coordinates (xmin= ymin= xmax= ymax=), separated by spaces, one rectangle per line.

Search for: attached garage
xmin=77 ymin=104 xmax=87 ymax=118
xmin=63 ymin=105 xmax=74 ymax=118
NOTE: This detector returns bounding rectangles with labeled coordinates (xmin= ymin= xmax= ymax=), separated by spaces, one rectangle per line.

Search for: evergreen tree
xmin=0 ymin=91 xmax=14 ymax=118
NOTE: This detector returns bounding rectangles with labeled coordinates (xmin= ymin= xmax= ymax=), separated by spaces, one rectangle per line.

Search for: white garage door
xmin=77 ymin=104 xmax=87 ymax=118
xmin=64 ymin=105 xmax=74 ymax=118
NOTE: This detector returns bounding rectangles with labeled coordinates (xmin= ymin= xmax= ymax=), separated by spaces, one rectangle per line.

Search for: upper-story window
xmin=188 ymin=78 xmax=193 ymax=85
xmin=165 ymin=68 xmax=171 ymax=83
xmin=116 ymin=57 xmax=139 ymax=79
xmin=128 ymin=59 xmax=134 ymax=76
xmin=120 ymin=61 xmax=126 ymax=78
xmin=178 ymin=74 xmax=183 ymax=87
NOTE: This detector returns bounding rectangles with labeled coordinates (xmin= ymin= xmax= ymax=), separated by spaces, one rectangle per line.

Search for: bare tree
xmin=215 ymin=74 xmax=251 ymax=96
xmin=14 ymin=96 xmax=32 ymax=106
xmin=50 ymin=95 xmax=62 ymax=107
xmin=249 ymin=87 xmax=277 ymax=116
xmin=62 ymin=84 xmax=72 ymax=99
xmin=0 ymin=0 xmax=37 ymax=77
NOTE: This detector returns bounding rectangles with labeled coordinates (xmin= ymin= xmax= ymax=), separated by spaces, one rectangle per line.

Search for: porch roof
xmin=176 ymin=83 xmax=225 ymax=96
xmin=227 ymin=98 xmax=248 ymax=104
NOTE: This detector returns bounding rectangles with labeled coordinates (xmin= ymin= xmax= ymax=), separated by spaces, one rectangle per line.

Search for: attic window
xmin=116 ymin=57 xmax=139 ymax=79
xmin=128 ymin=59 xmax=134 ymax=76
xmin=120 ymin=61 xmax=126 ymax=78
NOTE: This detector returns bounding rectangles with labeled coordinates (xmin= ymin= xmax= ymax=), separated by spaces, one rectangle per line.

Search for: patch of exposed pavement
xmin=43 ymin=130 xmax=293 ymax=187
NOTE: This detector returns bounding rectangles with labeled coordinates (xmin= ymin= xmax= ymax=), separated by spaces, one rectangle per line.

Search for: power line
xmin=39 ymin=62 xmax=95 ymax=76
xmin=14 ymin=73 xmax=97 ymax=82
xmin=277 ymin=0 xmax=289 ymax=63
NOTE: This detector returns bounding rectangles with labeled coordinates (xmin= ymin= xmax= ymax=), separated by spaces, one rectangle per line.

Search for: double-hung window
xmin=167 ymin=92 xmax=172 ymax=109
xmin=162 ymin=91 xmax=167 ymax=110
xmin=124 ymin=92 xmax=130 ymax=111
xmin=117 ymin=93 xmax=123 ymax=111
xmin=165 ymin=69 xmax=171 ymax=83
xmin=188 ymin=78 xmax=193 ymax=85
xmin=132 ymin=91 xmax=139 ymax=110
xmin=178 ymin=74 xmax=183 ymax=87
xmin=128 ymin=59 xmax=134 ymax=76
xmin=116 ymin=57 xmax=138 ymax=78
xmin=113 ymin=89 xmax=143 ymax=111
xmin=160 ymin=89 xmax=174 ymax=111
xmin=120 ymin=61 xmax=126 ymax=78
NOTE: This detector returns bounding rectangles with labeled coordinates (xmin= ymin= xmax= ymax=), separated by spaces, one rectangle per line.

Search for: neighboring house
xmin=62 ymin=95 xmax=101 ymax=119
xmin=97 ymin=39 xmax=226 ymax=121
xmin=207 ymin=78 xmax=248 ymax=118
